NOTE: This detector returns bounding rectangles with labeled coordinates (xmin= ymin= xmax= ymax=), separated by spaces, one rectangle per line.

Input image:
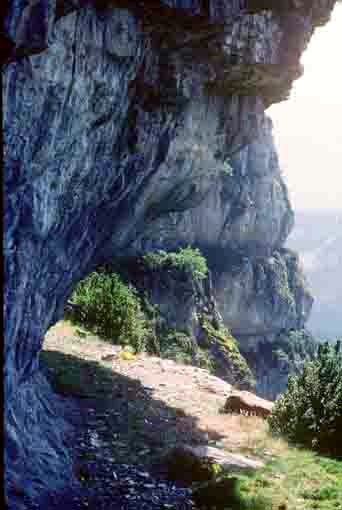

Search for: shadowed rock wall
xmin=3 ymin=0 xmax=337 ymax=506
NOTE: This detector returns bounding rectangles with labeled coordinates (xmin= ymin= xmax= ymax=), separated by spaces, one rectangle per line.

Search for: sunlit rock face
xmin=134 ymin=115 xmax=293 ymax=254
xmin=213 ymin=249 xmax=313 ymax=337
xmin=3 ymin=0 xmax=337 ymax=506
xmin=130 ymin=108 xmax=311 ymax=399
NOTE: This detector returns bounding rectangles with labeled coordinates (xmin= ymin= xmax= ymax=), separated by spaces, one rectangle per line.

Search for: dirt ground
xmin=43 ymin=321 xmax=282 ymax=467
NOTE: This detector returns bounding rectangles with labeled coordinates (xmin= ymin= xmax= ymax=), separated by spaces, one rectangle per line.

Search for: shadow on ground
xmin=40 ymin=350 xmax=223 ymax=468
xmin=40 ymin=349 xmax=273 ymax=509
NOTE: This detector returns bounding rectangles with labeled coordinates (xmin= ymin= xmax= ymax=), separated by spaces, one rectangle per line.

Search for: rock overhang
xmin=3 ymin=0 xmax=338 ymax=506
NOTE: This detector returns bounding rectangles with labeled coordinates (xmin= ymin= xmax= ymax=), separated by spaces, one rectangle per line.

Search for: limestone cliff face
xmin=213 ymin=249 xmax=312 ymax=337
xmin=3 ymin=0 xmax=337 ymax=506
xmin=134 ymin=115 xmax=293 ymax=254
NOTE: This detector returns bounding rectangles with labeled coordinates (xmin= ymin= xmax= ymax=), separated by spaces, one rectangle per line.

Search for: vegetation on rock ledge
xmin=200 ymin=318 xmax=255 ymax=389
xmin=68 ymin=269 xmax=214 ymax=372
xmin=143 ymin=246 xmax=208 ymax=280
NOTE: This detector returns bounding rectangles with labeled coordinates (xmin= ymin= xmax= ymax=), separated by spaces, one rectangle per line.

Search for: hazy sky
xmin=268 ymin=3 xmax=342 ymax=211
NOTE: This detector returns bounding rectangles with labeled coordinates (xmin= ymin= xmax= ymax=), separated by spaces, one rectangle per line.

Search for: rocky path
xmin=41 ymin=459 xmax=194 ymax=510
xmin=40 ymin=321 xmax=273 ymax=509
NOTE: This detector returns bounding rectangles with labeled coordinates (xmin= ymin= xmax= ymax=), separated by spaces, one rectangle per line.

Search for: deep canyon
xmin=2 ymin=0 xmax=338 ymax=507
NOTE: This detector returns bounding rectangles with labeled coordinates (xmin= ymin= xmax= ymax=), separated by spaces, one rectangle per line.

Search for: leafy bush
xmin=193 ymin=347 xmax=215 ymax=373
xmin=143 ymin=246 xmax=208 ymax=280
xmin=269 ymin=341 xmax=342 ymax=458
xmin=69 ymin=271 xmax=151 ymax=352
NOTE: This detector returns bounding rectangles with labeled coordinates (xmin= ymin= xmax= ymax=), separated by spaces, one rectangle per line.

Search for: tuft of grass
xmin=216 ymin=414 xmax=289 ymax=460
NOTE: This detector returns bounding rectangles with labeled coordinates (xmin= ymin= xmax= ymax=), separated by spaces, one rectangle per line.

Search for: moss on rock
xmin=200 ymin=318 xmax=255 ymax=389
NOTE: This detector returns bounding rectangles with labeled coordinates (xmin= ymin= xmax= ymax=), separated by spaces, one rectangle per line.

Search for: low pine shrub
xmin=268 ymin=341 xmax=342 ymax=458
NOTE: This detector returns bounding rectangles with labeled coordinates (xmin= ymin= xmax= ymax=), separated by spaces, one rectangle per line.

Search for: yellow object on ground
xmin=119 ymin=350 xmax=136 ymax=361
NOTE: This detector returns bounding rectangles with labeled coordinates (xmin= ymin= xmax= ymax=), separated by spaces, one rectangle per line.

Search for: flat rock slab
xmin=181 ymin=445 xmax=264 ymax=471
xmin=164 ymin=444 xmax=264 ymax=485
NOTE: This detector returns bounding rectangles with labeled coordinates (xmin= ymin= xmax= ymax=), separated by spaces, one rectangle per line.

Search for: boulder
xmin=223 ymin=390 xmax=274 ymax=418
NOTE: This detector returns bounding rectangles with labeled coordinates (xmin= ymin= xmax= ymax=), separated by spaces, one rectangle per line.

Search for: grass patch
xmin=218 ymin=415 xmax=289 ymax=460
xmin=238 ymin=448 xmax=342 ymax=510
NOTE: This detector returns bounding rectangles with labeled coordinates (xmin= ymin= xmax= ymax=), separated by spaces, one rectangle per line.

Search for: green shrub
xmin=68 ymin=269 xmax=215 ymax=370
xmin=69 ymin=271 xmax=151 ymax=352
xmin=159 ymin=329 xmax=197 ymax=363
xmin=143 ymin=246 xmax=208 ymax=280
xmin=194 ymin=347 xmax=215 ymax=373
xmin=269 ymin=341 xmax=342 ymax=458
xmin=157 ymin=329 xmax=208 ymax=368
xmin=200 ymin=318 xmax=255 ymax=389
xmin=152 ymin=328 xmax=214 ymax=371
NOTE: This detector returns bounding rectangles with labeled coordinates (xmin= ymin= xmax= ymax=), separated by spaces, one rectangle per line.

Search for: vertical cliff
xmin=3 ymin=0 xmax=337 ymax=506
